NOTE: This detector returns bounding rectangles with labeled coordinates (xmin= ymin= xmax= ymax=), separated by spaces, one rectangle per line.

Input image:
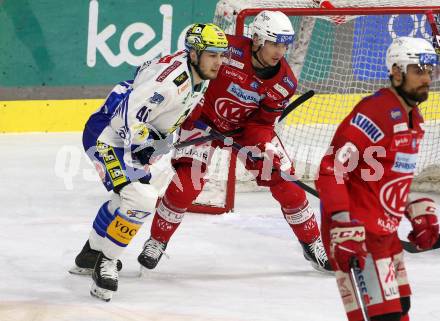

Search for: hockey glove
xmin=253 ymin=142 xmax=284 ymax=181
xmin=132 ymin=132 xmax=166 ymax=166
xmin=330 ymin=216 xmax=367 ymax=273
xmin=405 ymin=198 xmax=439 ymax=250
xmin=133 ymin=146 xmax=156 ymax=165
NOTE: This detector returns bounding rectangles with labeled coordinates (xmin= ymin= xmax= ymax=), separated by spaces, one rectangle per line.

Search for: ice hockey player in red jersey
xmin=138 ymin=10 xmax=331 ymax=272
xmin=315 ymin=36 xmax=440 ymax=321
xmin=69 ymin=23 xmax=228 ymax=301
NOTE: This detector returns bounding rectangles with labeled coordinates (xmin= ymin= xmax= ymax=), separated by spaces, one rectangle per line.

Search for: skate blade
xmin=68 ymin=266 xmax=93 ymax=276
xmin=309 ymin=261 xmax=334 ymax=275
xmin=139 ymin=265 xmax=149 ymax=278
xmin=139 ymin=265 xmax=158 ymax=278
xmin=90 ymin=282 xmax=114 ymax=302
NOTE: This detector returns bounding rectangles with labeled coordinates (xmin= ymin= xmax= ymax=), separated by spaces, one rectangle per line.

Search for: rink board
xmin=1 ymin=92 xmax=439 ymax=132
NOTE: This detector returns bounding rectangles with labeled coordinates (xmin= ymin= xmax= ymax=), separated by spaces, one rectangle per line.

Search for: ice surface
xmin=1 ymin=133 xmax=439 ymax=321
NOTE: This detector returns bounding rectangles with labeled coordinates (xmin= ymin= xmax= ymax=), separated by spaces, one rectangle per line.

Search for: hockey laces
xmin=312 ymin=238 xmax=328 ymax=266
xmin=100 ymin=257 xmax=118 ymax=280
xmin=143 ymin=239 xmax=170 ymax=260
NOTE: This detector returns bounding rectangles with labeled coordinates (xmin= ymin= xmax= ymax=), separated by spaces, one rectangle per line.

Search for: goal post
xmin=186 ymin=2 xmax=440 ymax=214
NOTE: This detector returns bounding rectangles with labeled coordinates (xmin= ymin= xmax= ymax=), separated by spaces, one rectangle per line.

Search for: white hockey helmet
xmin=386 ymin=36 xmax=439 ymax=79
xmin=251 ymin=10 xmax=295 ymax=47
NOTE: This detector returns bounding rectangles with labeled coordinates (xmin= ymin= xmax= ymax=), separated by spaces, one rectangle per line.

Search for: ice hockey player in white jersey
xmin=69 ymin=23 xmax=228 ymax=301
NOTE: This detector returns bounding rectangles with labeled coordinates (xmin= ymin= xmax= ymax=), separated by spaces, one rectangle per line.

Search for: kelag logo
xmin=353 ymin=14 xmax=435 ymax=80
xmin=87 ymin=0 xmax=189 ymax=67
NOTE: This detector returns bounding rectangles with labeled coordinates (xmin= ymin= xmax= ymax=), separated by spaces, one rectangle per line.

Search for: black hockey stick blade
xmin=401 ymin=236 xmax=440 ymax=253
xmin=279 ymin=90 xmax=315 ymax=122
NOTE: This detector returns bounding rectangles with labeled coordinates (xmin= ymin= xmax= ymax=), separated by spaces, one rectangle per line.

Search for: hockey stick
xmin=173 ymin=127 xmax=242 ymax=150
xmin=349 ymin=257 xmax=371 ymax=321
xmin=167 ymin=90 xmax=315 ymax=152
xmin=400 ymin=236 xmax=440 ymax=253
xmin=208 ymin=128 xmax=440 ymax=253
xmin=279 ymin=90 xmax=315 ymax=122
xmin=205 ymin=126 xmax=320 ymax=197
xmin=181 ymin=90 xmax=314 ymax=146
xmin=132 ymin=90 xmax=315 ymax=165
xmin=426 ymin=10 xmax=440 ymax=54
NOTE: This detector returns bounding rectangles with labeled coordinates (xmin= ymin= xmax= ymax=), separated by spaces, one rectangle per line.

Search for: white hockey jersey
xmin=87 ymin=51 xmax=209 ymax=150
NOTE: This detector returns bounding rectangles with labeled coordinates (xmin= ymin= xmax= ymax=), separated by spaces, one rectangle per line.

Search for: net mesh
xmin=190 ymin=1 xmax=440 ymax=211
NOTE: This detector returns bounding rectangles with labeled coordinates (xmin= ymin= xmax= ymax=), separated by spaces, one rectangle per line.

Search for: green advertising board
xmin=0 ymin=0 xmax=218 ymax=87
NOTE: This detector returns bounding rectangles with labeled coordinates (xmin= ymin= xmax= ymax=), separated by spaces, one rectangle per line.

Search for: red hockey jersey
xmin=316 ymin=88 xmax=425 ymax=235
xmin=197 ymin=34 xmax=298 ymax=146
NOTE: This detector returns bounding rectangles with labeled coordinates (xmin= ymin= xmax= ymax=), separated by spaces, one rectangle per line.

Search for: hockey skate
xmin=90 ymin=252 xmax=119 ymax=302
xmin=69 ymin=240 xmax=122 ymax=275
xmin=301 ymin=237 xmax=333 ymax=273
xmin=138 ymin=237 xmax=168 ymax=270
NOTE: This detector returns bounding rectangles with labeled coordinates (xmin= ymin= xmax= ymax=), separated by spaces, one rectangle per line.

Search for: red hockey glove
xmin=253 ymin=142 xmax=283 ymax=181
xmin=330 ymin=217 xmax=367 ymax=273
xmin=405 ymin=198 xmax=439 ymax=250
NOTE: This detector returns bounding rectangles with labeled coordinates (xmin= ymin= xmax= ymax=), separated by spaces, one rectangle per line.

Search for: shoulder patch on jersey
xmin=273 ymin=83 xmax=289 ymax=98
xmin=390 ymin=107 xmax=402 ymax=120
xmin=350 ymin=112 xmax=384 ymax=143
xmin=390 ymin=133 xmax=411 ymax=151
xmin=156 ymin=61 xmax=182 ymax=82
xmin=227 ymin=58 xmax=244 ymax=70
xmin=178 ymin=81 xmax=190 ymax=94
xmin=173 ymin=71 xmax=189 ymax=87
xmin=149 ymin=92 xmax=164 ymax=104
xmin=229 ymin=46 xmax=243 ymax=57
xmin=222 ymin=66 xmax=247 ymax=83
xmin=393 ymin=122 xmax=408 ymax=133
xmin=266 ymin=89 xmax=283 ymax=100
xmin=282 ymin=76 xmax=296 ymax=89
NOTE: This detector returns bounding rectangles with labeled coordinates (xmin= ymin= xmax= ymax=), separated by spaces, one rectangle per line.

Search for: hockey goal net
xmin=186 ymin=0 xmax=440 ymax=214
